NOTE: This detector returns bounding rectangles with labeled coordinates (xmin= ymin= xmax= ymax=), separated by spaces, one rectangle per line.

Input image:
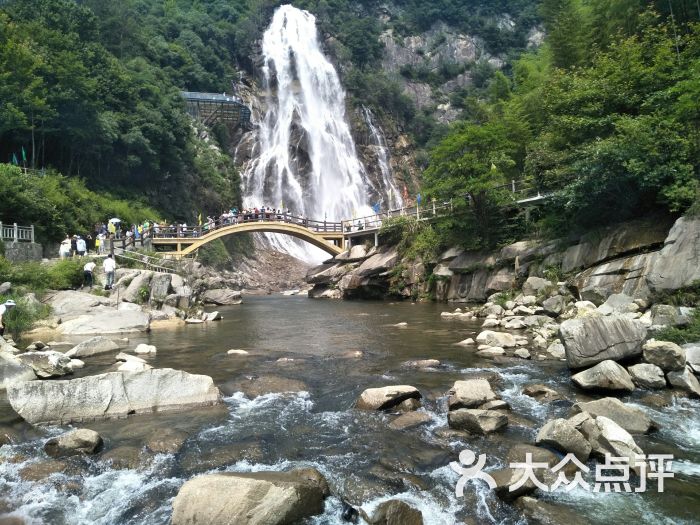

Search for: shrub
xmin=0 ymin=256 xmax=84 ymax=291
xmin=655 ymin=310 xmax=700 ymax=345
xmin=0 ymin=292 xmax=51 ymax=340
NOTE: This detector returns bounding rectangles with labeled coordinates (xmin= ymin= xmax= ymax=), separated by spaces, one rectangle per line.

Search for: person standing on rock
xmin=83 ymin=260 xmax=96 ymax=290
xmin=0 ymin=300 xmax=16 ymax=337
xmin=102 ymin=255 xmax=116 ymax=290
xmin=76 ymin=236 xmax=87 ymax=257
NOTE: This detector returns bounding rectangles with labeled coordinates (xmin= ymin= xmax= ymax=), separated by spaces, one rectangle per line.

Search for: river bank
xmin=0 ymin=293 xmax=699 ymax=524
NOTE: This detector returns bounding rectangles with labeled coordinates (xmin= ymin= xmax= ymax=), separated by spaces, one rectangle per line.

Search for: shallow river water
xmin=1 ymin=296 xmax=698 ymax=524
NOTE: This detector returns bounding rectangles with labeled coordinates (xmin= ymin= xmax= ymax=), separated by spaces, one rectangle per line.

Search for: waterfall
xmin=242 ymin=4 xmax=375 ymax=260
xmin=362 ymin=106 xmax=404 ymax=210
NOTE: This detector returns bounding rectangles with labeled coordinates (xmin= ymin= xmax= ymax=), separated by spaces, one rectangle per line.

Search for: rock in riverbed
xmin=0 ymin=351 xmax=37 ymax=389
xmin=44 ymin=428 xmax=103 ymax=458
xmin=642 ymin=340 xmax=686 ymax=371
xmin=7 ymin=368 xmax=221 ymax=424
xmin=559 ymin=315 xmax=647 ymax=368
xmin=571 ymin=398 xmax=656 ymax=434
xmin=355 ymin=385 xmax=422 ymax=411
xmin=364 ymin=499 xmax=424 ymax=525
xmin=448 ymin=379 xmax=497 ymax=410
xmin=17 ymin=351 xmax=73 ymax=378
xmin=536 ymin=418 xmax=591 ymax=461
xmin=65 ymin=336 xmax=120 ymax=358
xmin=571 ymin=360 xmax=635 ymax=392
xmin=448 ymin=409 xmax=508 ymax=434
xmin=171 ymin=469 xmax=329 ymax=525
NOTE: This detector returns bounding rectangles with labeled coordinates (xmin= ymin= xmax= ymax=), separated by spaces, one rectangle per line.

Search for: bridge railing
xmin=0 ymin=222 xmax=35 ymax=243
xmin=149 ymin=212 xmax=343 ymax=241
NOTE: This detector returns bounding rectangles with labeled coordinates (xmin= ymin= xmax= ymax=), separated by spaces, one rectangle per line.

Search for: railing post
xmin=511 ymin=179 xmax=516 ymax=193
xmin=0 ymin=222 xmax=3 ymax=241
xmin=30 ymin=225 xmax=35 ymax=243
xmin=13 ymin=223 xmax=18 ymax=242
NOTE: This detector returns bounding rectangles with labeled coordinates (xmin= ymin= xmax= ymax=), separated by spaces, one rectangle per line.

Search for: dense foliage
xmin=422 ymin=3 xmax=700 ymax=249
xmin=0 ymin=164 xmax=159 ymax=244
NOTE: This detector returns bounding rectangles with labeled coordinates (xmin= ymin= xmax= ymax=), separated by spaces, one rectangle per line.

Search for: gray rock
xmin=571 ymin=398 xmax=655 ymax=434
xmin=683 ymin=343 xmax=700 ymax=373
xmin=597 ymin=293 xmax=638 ymax=315
xmin=149 ymin=273 xmax=172 ymax=305
xmin=0 ymin=351 xmax=37 ymax=389
xmin=545 ymin=341 xmax=566 ymax=360
xmin=201 ymin=289 xmax=242 ymax=305
xmin=491 ymin=467 xmax=536 ymax=502
xmin=541 ymin=295 xmax=567 ymax=317
xmin=522 ymin=276 xmax=554 ymax=297
xmin=44 ymin=428 xmax=103 ymax=457
xmin=650 ymin=304 xmax=691 ymax=328
xmin=559 ymin=315 xmax=647 ymax=368
xmin=535 ymin=418 xmax=591 ymax=461
xmin=448 ymin=379 xmax=497 ymax=410
xmin=7 ymin=368 xmax=222 ymax=424
xmin=122 ymin=271 xmax=153 ymax=303
xmin=388 ymin=412 xmax=432 ymax=431
xmin=355 ymin=385 xmax=421 ymax=411
xmin=355 ymin=247 xmax=399 ymax=277
xmin=17 ymin=351 xmax=73 ymax=378
xmin=171 ymin=469 xmax=329 ymax=525
xmin=643 ymin=340 xmax=686 ymax=371
xmin=45 ymin=290 xmax=113 ymax=320
xmin=367 ymin=499 xmax=423 ymax=525
xmin=647 ymin=216 xmax=700 ymax=293
xmin=628 ymin=363 xmax=667 ymax=389
xmin=514 ymin=348 xmax=531 ymax=359
xmin=667 ymin=366 xmax=700 ymax=398
xmin=0 ymin=282 xmax=11 ymax=294
xmin=523 ymin=384 xmax=561 ymax=402
xmin=65 ymin=336 xmax=120 ymax=358
xmin=571 ymin=360 xmax=636 ymax=392
xmin=595 ymin=416 xmax=645 ymax=471
xmin=448 ymin=409 xmax=508 ymax=434
xmin=58 ymin=310 xmax=150 ymax=335
xmin=475 ymin=330 xmax=516 ymax=348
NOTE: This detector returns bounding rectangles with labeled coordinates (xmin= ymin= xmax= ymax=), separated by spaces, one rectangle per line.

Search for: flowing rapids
xmin=1 ymin=297 xmax=698 ymax=524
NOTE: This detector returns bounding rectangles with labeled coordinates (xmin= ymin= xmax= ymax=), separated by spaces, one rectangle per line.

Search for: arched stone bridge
xmin=151 ymin=215 xmax=345 ymax=257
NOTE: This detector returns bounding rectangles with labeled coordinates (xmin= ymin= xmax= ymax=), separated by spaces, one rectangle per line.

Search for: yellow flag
xmin=198 ymin=213 xmax=202 ymax=226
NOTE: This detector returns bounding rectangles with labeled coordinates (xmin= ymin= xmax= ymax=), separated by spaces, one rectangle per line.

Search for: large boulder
xmin=447 ymin=409 xmax=508 ymax=434
xmin=121 ymin=271 xmax=153 ymax=303
xmin=684 ymin=343 xmax=700 ymax=374
xmin=44 ymin=290 xmax=113 ymax=320
xmin=355 ymin=385 xmax=421 ymax=411
xmin=58 ymin=310 xmax=150 ymax=335
xmin=17 ymin=351 xmax=73 ymax=378
xmin=541 ymin=295 xmax=568 ymax=317
xmin=171 ymin=469 xmax=328 ymax=525
xmin=667 ymin=366 xmax=700 ymax=398
xmin=522 ymin=276 xmax=554 ymax=297
xmin=366 ymin=499 xmax=423 ymax=525
xmin=594 ymin=416 xmax=645 ymax=469
xmin=44 ymin=428 xmax=103 ymax=458
xmin=65 ymin=336 xmax=120 ymax=358
xmin=571 ymin=360 xmax=635 ymax=392
xmin=149 ymin=273 xmax=172 ymax=305
xmin=628 ymin=363 xmax=667 ymax=390
xmin=536 ymin=418 xmax=591 ymax=461
xmin=559 ymin=315 xmax=647 ymax=369
xmin=0 ymin=351 xmax=37 ymax=389
xmin=201 ymin=289 xmax=242 ymax=305
xmin=475 ymin=330 xmax=516 ymax=348
xmin=642 ymin=340 xmax=686 ymax=371
xmin=448 ymin=379 xmax=497 ymax=410
xmin=597 ymin=293 xmax=637 ymax=316
xmin=650 ymin=304 xmax=692 ymax=328
xmin=571 ymin=398 xmax=655 ymax=434
xmin=647 ymin=216 xmax=700 ymax=293
xmin=355 ymin=247 xmax=399 ymax=277
xmin=7 ymin=368 xmax=222 ymax=424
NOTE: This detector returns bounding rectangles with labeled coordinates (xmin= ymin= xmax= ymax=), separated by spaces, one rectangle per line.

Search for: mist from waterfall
xmin=242 ymin=4 xmax=375 ymax=260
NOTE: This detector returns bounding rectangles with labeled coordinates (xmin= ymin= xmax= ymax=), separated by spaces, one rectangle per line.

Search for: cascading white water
xmin=242 ymin=4 xmax=376 ymax=260
xmin=362 ymin=107 xmax=403 ymax=210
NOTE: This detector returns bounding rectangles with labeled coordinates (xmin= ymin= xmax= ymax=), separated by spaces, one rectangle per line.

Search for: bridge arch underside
xmin=154 ymin=222 xmax=344 ymax=257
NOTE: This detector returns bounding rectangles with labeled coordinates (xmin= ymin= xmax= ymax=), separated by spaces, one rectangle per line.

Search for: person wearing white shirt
xmin=0 ymin=300 xmax=16 ymax=337
xmin=83 ymin=261 xmax=96 ymax=289
xmin=102 ymin=255 xmax=116 ymax=290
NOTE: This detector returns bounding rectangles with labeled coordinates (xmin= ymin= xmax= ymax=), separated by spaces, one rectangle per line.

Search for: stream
xmin=1 ymin=296 xmax=698 ymax=524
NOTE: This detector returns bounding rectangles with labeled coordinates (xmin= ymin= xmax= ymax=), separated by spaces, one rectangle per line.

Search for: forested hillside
xmin=0 ymin=0 xmax=698 ymax=249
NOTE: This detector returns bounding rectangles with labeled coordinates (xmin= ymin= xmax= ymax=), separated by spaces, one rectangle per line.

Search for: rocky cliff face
xmin=307 ymin=214 xmax=698 ymax=305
